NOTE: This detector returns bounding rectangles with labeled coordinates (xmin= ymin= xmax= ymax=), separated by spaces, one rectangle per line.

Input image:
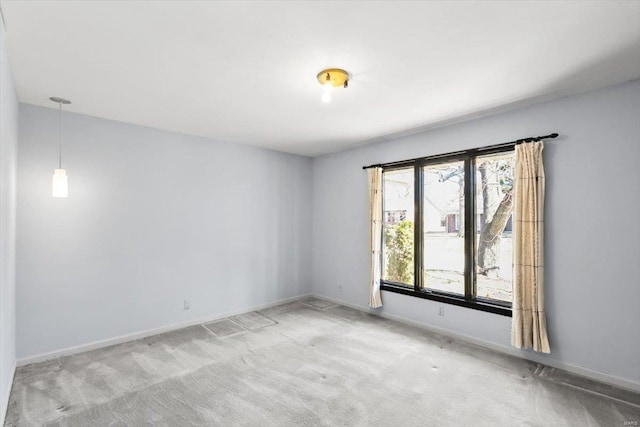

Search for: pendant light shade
xmin=50 ymin=97 xmax=71 ymax=198
xmin=52 ymin=169 xmax=68 ymax=198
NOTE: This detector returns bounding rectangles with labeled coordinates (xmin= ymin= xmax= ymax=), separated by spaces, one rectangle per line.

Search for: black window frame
xmin=380 ymin=145 xmax=514 ymax=317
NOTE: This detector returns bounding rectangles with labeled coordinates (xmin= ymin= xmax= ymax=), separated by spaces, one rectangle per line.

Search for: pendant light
xmin=50 ymin=97 xmax=71 ymax=198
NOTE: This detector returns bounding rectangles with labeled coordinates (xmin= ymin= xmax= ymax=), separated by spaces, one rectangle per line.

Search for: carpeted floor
xmin=4 ymin=298 xmax=640 ymax=426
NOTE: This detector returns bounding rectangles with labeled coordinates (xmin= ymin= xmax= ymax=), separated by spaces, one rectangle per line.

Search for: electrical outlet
xmin=338 ymin=283 xmax=343 ymax=293
xmin=183 ymin=300 xmax=191 ymax=310
xmin=438 ymin=305 xmax=444 ymax=316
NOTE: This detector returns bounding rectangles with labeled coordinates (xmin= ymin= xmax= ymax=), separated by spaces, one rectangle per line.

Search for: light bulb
xmin=52 ymin=168 xmax=68 ymax=198
xmin=322 ymin=79 xmax=333 ymax=103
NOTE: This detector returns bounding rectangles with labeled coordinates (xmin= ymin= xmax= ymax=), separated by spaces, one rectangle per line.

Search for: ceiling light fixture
xmin=317 ymin=68 xmax=349 ymax=103
xmin=50 ymin=96 xmax=71 ymax=198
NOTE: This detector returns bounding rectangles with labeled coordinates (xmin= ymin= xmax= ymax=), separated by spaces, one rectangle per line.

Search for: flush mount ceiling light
xmin=50 ymin=96 xmax=71 ymax=198
xmin=317 ymin=68 xmax=350 ymax=103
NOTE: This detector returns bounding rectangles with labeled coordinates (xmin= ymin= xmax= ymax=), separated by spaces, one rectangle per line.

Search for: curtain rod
xmin=362 ymin=132 xmax=559 ymax=170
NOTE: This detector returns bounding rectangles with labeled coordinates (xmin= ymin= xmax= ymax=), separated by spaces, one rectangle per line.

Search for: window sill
xmin=380 ymin=282 xmax=512 ymax=317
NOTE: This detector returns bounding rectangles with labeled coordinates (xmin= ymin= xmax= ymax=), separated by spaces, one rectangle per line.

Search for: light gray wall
xmin=17 ymin=104 xmax=312 ymax=359
xmin=0 ymin=17 xmax=19 ymax=426
xmin=312 ymin=80 xmax=640 ymax=391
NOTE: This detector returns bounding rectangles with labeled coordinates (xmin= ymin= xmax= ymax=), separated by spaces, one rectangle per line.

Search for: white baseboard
xmin=1 ymin=360 xmax=16 ymax=427
xmin=17 ymin=293 xmax=311 ymax=367
xmin=313 ymin=293 xmax=640 ymax=394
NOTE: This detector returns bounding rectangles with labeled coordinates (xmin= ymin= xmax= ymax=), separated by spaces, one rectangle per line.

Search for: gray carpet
xmin=202 ymin=319 xmax=247 ymax=338
xmin=4 ymin=298 xmax=639 ymax=426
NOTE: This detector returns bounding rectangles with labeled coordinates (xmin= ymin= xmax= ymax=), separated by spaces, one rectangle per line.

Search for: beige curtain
xmin=511 ymin=142 xmax=550 ymax=353
xmin=368 ymin=167 xmax=383 ymax=308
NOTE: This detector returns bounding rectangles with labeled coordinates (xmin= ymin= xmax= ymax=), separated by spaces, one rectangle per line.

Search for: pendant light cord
xmin=58 ymin=101 xmax=62 ymax=169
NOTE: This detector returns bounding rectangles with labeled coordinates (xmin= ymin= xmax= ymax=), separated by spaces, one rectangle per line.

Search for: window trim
xmin=380 ymin=146 xmax=514 ymax=317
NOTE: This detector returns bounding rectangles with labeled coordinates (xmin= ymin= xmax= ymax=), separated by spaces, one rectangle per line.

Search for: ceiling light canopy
xmin=317 ymin=68 xmax=350 ymax=103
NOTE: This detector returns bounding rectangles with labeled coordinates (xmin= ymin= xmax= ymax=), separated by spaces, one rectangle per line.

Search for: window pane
xmin=475 ymin=151 xmax=515 ymax=302
xmin=382 ymin=168 xmax=414 ymax=286
xmin=422 ymin=161 xmax=465 ymax=295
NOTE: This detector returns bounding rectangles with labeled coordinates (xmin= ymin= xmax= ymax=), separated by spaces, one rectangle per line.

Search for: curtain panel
xmin=368 ymin=167 xmax=383 ymax=308
xmin=511 ymin=142 xmax=550 ymax=353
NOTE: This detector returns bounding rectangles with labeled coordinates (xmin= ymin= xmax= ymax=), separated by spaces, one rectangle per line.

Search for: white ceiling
xmin=1 ymin=1 xmax=639 ymax=156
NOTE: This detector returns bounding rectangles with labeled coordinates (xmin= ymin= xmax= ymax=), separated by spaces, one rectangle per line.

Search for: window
xmin=423 ymin=160 xmax=465 ymax=295
xmin=475 ymin=152 xmax=515 ymax=303
xmin=382 ymin=168 xmax=414 ymax=287
xmin=381 ymin=147 xmax=515 ymax=316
